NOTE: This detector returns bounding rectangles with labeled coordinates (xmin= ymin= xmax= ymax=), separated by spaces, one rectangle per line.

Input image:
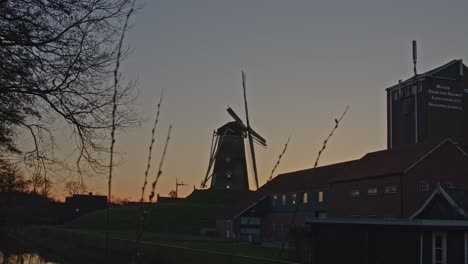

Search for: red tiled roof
xmin=218 ymin=160 xmax=356 ymax=219
xmin=330 ymin=138 xmax=458 ymax=183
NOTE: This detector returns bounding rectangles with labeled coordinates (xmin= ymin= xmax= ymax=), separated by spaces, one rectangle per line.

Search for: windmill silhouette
xmin=201 ymin=72 xmax=267 ymax=190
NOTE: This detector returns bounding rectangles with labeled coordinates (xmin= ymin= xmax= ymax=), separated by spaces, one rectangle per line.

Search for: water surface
xmin=0 ymin=235 xmax=61 ymax=264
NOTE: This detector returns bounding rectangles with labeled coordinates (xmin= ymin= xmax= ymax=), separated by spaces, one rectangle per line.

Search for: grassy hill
xmin=67 ymin=189 xmax=249 ymax=235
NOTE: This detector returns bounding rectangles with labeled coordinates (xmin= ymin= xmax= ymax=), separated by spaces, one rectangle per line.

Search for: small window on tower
xmin=281 ymin=195 xmax=286 ymax=205
xmin=226 ymin=171 xmax=232 ymax=178
xmin=303 ymin=192 xmax=308 ymax=204
xmin=225 ymin=155 xmax=232 ymax=163
xmin=292 ymin=193 xmax=297 ymax=205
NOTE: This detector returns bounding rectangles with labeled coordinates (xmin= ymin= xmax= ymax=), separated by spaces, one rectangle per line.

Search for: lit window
xmin=419 ymin=182 xmax=429 ymax=192
xmin=432 ymin=232 xmax=446 ymax=264
xmin=272 ymin=195 xmax=278 ymax=206
xmin=281 ymin=195 xmax=286 ymax=205
xmin=303 ymin=192 xmax=308 ymax=204
xmin=351 ymin=189 xmax=360 ymax=197
xmin=318 ymin=191 xmax=324 ymax=203
xmin=368 ymin=188 xmax=377 ymax=195
xmin=292 ymin=193 xmax=297 ymax=205
xmin=226 ymin=171 xmax=232 ymax=178
xmin=226 ymin=184 xmax=231 ymax=189
xmin=384 ymin=186 xmax=397 ymax=194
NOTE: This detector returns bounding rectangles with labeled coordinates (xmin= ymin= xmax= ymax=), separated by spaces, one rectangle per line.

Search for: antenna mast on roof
xmin=412 ymin=40 xmax=419 ymax=144
xmin=412 ymin=40 xmax=418 ymax=76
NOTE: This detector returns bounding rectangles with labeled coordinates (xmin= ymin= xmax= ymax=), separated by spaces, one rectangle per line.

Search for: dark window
xmin=272 ymin=195 xmax=278 ymax=206
xmin=351 ymin=189 xmax=360 ymax=197
xmin=384 ymin=186 xmax=397 ymax=194
xmin=442 ymin=182 xmax=454 ymax=190
xmin=419 ymin=182 xmax=429 ymax=192
xmin=281 ymin=195 xmax=286 ymax=205
xmin=432 ymin=232 xmax=446 ymax=264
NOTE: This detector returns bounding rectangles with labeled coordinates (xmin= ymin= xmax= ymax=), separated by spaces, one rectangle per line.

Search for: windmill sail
xmin=242 ymin=71 xmax=260 ymax=189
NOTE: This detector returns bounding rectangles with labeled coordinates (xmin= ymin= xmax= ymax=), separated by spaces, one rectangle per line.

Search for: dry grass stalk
xmin=268 ymin=136 xmax=291 ymax=182
xmin=313 ymin=105 xmax=349 ymax=168
xmin=140 ymin=89 xmax=164 ymax=203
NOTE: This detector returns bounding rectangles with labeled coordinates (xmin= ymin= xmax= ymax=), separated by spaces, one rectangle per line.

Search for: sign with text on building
xmin=428 ymin=84 xmax=464 ymax=111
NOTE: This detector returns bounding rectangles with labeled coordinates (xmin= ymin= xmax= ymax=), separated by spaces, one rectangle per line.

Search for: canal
xmin=0 ymin=235 xmax=61 ymax=264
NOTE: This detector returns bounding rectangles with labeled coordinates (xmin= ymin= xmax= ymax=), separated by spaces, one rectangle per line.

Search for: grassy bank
xmin=12 ymin=190 xmax=294 ymax=263
xmin=13 ymin=226 xmax=292 ymax=264
xmin=67 ymin=189 xmax=247 ymax=235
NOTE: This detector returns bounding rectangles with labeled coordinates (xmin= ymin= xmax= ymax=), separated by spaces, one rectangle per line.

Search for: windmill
xmin=201 ymin=72 xmax=267 ymax=190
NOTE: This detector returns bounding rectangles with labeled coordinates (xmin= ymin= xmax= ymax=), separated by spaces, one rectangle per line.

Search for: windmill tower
xmin=201 ymin=72 xmax=267 ymax=190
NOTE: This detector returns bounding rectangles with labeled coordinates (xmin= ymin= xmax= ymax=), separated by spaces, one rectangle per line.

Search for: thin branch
xmin=140 ymin=89 xmax=164 ymax=203
xmin=313 ymin=105 xmax=349 ymax=168
xmin=268 ymin=136 xmax=291 ymax=182
xmin=148 ymin=125 xmax=172 ymax=203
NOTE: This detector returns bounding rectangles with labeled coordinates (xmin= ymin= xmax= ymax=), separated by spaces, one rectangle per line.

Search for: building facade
xmin=328 ymin=138 xmax=468 ymax=218
xmin=386 ymin=60 xmax=468 ymax=148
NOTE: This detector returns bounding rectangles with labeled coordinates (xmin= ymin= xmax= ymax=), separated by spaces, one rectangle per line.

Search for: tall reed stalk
xmin=106 ymin=0 xmax=137 ymax=256
xmin=140 ymin=89 xmax=164 ymax=203
xmin=132 ymin=125 xmax=172 ymax=264
xmin=278 ymin=105 xmax=349 ymax=257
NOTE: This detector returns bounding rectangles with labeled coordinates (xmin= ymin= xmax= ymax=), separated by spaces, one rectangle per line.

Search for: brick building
xmin=216 ymin=161 xmax=354 ymax=242
xmin=329 ymin=138 xmax=468 ymax=218
xmin=218 ymin=138 xmax=468 ymax=243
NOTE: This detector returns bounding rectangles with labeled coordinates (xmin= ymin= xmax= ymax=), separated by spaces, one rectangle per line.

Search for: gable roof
xmin=386 ymin=59 xmax=465 ymax=91
xmin=410 ymin=185 xmax=468 ymax=219
xmin=218 ymin=160 xmax=356 ymax=219
xmin=330 ymin=138 xmax=468 ymax=183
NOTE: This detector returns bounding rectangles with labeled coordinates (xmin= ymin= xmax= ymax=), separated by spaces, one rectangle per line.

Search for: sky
xmin=55 ymin=0 xmax=468 ymax=200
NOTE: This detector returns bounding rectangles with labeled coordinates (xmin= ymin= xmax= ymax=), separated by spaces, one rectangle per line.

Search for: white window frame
xmin=432 ymin=232 xmax=447 ymax=264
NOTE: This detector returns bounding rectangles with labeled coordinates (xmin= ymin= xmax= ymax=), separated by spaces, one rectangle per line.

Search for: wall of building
xmin=301 ymin=223 xmax=468 ymax=264
xmin=328 ymin=175 xmax=402 ymax=218
xmin=402 ymin=141 xmax=468 ymax=217
xmin=387 ymin=61 xmax=468 ymax=149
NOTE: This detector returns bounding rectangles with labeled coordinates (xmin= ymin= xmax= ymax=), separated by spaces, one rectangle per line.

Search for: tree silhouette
xmin=0 ymin=0 xmax=138 ymax=175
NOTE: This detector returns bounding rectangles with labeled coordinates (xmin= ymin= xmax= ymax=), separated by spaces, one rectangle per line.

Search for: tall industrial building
xmin=386 ymin=59 xmax=468 ymax=148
